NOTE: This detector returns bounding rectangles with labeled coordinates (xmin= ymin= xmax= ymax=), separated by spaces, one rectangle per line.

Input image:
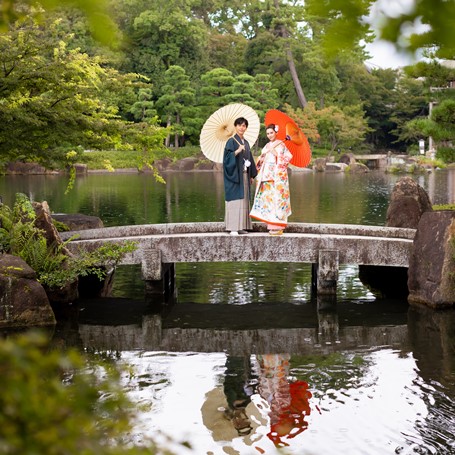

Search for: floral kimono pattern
xmin=250 ymin=140 xmax=292 ymax=227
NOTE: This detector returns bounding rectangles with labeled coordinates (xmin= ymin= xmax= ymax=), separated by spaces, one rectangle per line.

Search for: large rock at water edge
xmin=0 ymin=254 xmax=56 ymax=328
xmin=408 ymin=211 xmax=455 ymax=308
xmin=51 ymin=213 xmax=104 ymax=231
xmin=359 ymin=176 xmax=432 ymax=297
xmin=386 ymin=176 xmax=433 ymax=228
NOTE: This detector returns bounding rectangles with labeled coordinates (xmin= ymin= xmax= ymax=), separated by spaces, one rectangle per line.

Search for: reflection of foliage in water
xmin=290 ymin=352 xmax=372 ymax=403
xmin=1 ymin=171 xmax=453 ymax=227
xmin=108 ymin=262 xmax=375 ymax=302
xmin=175 ymin=262 xmax=313 ymax=305
xmin=175 ymin=262 xmax=373 ymax=304
xmin=110 ymin=265 xmax=147 ymax=298
xmin=119 ymin=352 xmax=173 ymax=405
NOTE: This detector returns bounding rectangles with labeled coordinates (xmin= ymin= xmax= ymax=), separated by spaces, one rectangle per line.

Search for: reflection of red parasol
xmin=264 ymin=110 xmax=311 ymax=168
xmin=267 ymin=380 xmax=312 ymax=446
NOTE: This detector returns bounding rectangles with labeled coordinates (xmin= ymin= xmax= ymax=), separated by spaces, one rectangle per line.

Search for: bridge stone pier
xmin=61 ymin=222 xmax=416 ymax=298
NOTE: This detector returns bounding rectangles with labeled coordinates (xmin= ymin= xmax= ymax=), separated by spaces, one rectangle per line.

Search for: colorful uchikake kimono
xmin=250 ymin=140 xmax=292 ymax=230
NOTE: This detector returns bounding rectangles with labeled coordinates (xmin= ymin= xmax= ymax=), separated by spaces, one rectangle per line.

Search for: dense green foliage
xmin=304 ymin=0 xmax=455 ymax=60
xmin=3 ymin=0 xmax=455 ymax=59
xmin=0 ymin=1 xmax=454 ymax=165
xmin=0 ymin=193 xmax=137 ymax=289
xmin=0 ymin=331 xmax=164 ymax=454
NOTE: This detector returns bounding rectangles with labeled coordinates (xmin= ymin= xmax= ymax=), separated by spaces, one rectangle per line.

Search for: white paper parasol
xmin=200 ymin=103 xmax=260 ymax=163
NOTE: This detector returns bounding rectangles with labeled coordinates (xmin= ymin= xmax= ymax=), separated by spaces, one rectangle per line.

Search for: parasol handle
xmin=262 ymin=140 xmax=284 ymax=155
xmin=232 ymin=136 xmax=244 ymax=147
xmin=232 ymin=136 xmax=248 ymax=156
xmin=272 ymin=140 xmax=285 ymax=150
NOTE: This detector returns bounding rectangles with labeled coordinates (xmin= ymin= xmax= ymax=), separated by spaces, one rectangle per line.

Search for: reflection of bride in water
xmin=201 ymin=353 xmax=312 ymax=450
xmin=256 ymin=353 xmax=312 ymax=447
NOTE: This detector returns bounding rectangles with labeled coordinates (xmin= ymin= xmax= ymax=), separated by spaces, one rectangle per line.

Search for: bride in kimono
xmin=250 ymin=124 xmax=292 ymax=235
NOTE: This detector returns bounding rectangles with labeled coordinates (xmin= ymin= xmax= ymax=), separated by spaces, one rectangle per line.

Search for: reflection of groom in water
xmin=223 ymin=355 xmax=255 ymax=435
xmin=217 ymin=353 xmax=313 ymax=444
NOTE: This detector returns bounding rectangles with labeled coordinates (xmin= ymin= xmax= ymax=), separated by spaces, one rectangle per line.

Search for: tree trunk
xmin=273 ymin=0 xmax=307 ymax=109
xmin=285 ymin=47 xmax=307 ymax=108
xmin=165 ymin=116 xmax=171 ymax=148
xmin=174 ymin=113 xmax=180 ymax=149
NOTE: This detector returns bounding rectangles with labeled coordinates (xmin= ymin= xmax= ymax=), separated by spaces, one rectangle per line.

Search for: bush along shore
xmin=4 ymin=150 xmax=452 ymax=176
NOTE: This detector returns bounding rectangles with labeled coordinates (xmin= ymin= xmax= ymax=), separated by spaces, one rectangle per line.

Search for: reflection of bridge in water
xmin=62 ymin=222 xmax=416 ymax=296
xmin=65 ymin=289 xmax=455 ymax=454
xmin=74 ymin=297 xmax=410 ymax=355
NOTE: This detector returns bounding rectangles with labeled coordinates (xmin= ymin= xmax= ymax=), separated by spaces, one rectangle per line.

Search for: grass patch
xmin=81 ymin=150 xmax=142 ymax=169
xmin=433 ymin=204 xmax=455 ymax=211
xmin=309 ymin=147 xmax=331 ymax=159
xmin=416 ymin=156 xmax=446 ymax=168
xmin=78 ymin=145 xmax=332 ymax=170
xmin=80 ymin=146 xmax=200 ymax=170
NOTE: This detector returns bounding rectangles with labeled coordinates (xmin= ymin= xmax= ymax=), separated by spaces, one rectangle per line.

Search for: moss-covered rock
xmin=0 ymin=254 xmax=56 ymax=328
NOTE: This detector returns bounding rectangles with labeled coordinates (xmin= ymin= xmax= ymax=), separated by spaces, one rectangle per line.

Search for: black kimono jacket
xmin=223 ymin=134 xmax=258 ymax=202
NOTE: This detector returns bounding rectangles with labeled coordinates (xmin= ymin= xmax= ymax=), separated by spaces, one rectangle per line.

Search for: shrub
xmin=0 ymin=331 xmax=160 ymax=454
xmin=436 ymin=146 xmax=455 ymax=164
xmin=0 ymin=193 xmax=136 ymax=290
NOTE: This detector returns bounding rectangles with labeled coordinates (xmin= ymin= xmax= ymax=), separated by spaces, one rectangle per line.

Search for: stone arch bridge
xmin=61 ymin=222 xmax=416 ymax=297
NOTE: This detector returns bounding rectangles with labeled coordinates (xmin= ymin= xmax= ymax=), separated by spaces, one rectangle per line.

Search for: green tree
xmin=156 ymin=66 xmax=196 ymax=148
xmin=289 ymin=102 xmax=369 ymax=152
xmin=268 ymin=0 xmax=308 ymax=108
xmin=429 ymin=99 xmax=455 ymax=141
xmin=389 ymin=74 xmax=428 ymax=150
xmin=225 ymin=74 xmax=260 ymax=108
xmin=118 ymin=0 xmax=209 ymax=87
xmin=198 ymin=68 xmax=236 ymax=117
xmin=0 ymin=19 xmax=105 ymax=163
xmin=352 ymin=67 xmax=398 ymax=150
xmin=405 ymin=61 xmax=455 ymax=97
xmin=46 ymin=6 xmax=123 ymax=64
xmin=205 ymin=1 xmax=311 ymax=109
xmin=408 ymin=99 xmax=455 ymax=161
xmin=333 ymin=63 xmax=425 ymax=152
xmin=252 ymin=73 xmax=281 ymax=118
xmin=0 ymin=12 xmax=169 ymax=169
xmin=130 ymin=88 xmax=157 ymax=122
xmin=298 ymin=55 xmax=342 ymax=108
xmin=400 ymin=61 xmax=455 ymax=157
xmin=0 ymin=16 xmax=128 ymax=164
xmin=206 ymin=32 xmax=248 ymax=74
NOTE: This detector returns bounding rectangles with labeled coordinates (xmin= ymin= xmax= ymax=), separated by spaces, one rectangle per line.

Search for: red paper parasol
xmin=264 ymin=110 xmax=312 ymax=168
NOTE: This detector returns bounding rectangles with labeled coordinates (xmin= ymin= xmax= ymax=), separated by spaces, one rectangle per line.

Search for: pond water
xmin=1 ymin=169 xmax=455 ymax=454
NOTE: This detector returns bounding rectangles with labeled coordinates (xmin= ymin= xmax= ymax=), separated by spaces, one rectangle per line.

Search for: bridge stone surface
xmin=61 ymin=222 xmax=415 ymax=294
